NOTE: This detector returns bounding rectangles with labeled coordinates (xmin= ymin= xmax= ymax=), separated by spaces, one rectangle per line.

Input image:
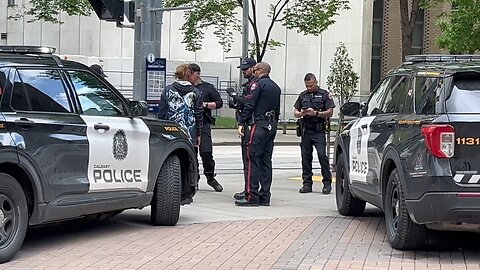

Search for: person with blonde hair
xmin=158 ymin=64 xmax=203 ymax=146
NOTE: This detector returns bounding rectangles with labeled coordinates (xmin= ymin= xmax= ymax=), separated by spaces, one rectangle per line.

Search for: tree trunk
xmin=399 ymin=0 xmax=421 ymax=61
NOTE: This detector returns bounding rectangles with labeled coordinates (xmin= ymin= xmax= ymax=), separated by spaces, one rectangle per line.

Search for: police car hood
xmin=172 ymin=81 xmax=196 ymax=96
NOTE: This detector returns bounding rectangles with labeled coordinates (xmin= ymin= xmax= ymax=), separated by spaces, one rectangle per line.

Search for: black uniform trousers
xmin=240 ymin=123 xmax=251 ymax=192
xmin=199 ymin=122 xmax=215 ymax=177
xmin=245 ymin=120 xmax=277 ymax=203
xmin=301 ymin=129 xmax=331 ymax=187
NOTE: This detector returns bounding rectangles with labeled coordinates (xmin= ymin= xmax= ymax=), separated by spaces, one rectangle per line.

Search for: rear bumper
xmin=406 ymin=192 xmax=480 ymax=225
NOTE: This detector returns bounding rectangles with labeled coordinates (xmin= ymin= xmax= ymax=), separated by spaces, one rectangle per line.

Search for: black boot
xmin=322 ymin=182 xmax=332 ymax=194
xmin=299 ymin=185 xmax=312 ymax=193
xmin=233 ymin=191 xmax=245 ymax=200
xmin=206 ymin=175 xmax=223 ymax=192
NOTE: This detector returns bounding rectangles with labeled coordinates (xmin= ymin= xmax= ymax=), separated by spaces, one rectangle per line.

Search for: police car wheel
xmin=151 ymin=155 xmax=181 ymax=226
xmin=335 ymin=155 xmax=366 ymax=216
xmin=0 ymin=173 xmax=28 ymax=263
xmin=385 ymin=168 xmax=427 ymax=250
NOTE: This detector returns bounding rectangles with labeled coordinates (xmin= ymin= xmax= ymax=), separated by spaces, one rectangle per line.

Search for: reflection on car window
xmin=15 ymin=69 xmax=71 ymax=113
xmin=382 ymin=76 xmax=411 ymax=114
xmin=67 ymin=71 xmax=125 ymax=117
xmin=366 ymin=77 xmax=391 ymax=116
xmin=446 ymin=78 xmax=480 ymax=113
xmin=414 ymin=76 xmax=441 ymax=114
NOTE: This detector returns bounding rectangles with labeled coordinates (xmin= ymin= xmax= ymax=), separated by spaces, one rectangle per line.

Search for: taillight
xmin=421 ymin=124 xmax=455 ymax=158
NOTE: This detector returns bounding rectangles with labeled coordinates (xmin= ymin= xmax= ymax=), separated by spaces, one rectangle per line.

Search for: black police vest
xmin=301 ymin=91 xmax=326 ymax=129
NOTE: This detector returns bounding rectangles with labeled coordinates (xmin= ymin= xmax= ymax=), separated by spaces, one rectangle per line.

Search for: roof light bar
xmin=406 ymin=54 xmax=480 ymax=63
xmin=0 ymin=46 xmax=56 ymax=54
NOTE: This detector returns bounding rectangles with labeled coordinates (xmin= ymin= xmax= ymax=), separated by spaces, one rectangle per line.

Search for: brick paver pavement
xmin=2 ymin=214 xmax=480 ymax=270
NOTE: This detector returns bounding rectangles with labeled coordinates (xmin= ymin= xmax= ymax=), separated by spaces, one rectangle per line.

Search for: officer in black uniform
xmin=190 ymin=63 xmax=224 ymax=192
xmin=226 ymin=57 xmax=256 ymax=200
xmin=234 ymin=62 xmax=281 ymax=207
xmin=294 ymin=73 xmax=335 ymax=194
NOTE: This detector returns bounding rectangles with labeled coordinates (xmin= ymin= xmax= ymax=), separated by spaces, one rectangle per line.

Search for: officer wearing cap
xmin=226 ymin=57 xmax=256 ymax=200
xmin=234 ymin=62 xmax=281 ymax=207
xmin=294 ymin=73 xmax=335 ymax=194
xmin=90 ymin=64 xmax=107 ymax=78
xmin=190 ymin=63 xmax=224 ymax=192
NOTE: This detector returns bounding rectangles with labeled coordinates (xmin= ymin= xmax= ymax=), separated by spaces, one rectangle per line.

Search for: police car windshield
xmin=446 ymin=78 xmax=480 ymax=113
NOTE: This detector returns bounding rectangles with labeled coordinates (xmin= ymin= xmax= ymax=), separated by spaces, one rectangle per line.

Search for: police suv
xmin=335 ymin=55 xmax=480 ymax=250
xmin=0 ymin=46 xmax=198 ymax=262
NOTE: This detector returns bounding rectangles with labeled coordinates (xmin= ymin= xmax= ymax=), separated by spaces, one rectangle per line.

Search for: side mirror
xmin=129 ymin=100 xmax=149 ymax=117
xmin=340 ymin=102 xmax=361 ymax=117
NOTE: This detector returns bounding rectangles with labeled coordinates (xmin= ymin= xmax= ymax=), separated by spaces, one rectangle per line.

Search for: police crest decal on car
xmin=113 ymin=129 xmax=128 ymax=160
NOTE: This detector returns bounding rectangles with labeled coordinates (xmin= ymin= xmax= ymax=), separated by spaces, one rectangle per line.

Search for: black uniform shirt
xmin=294 ymin=87 xmax=335 ymax=123
xmin=238 ymin=75 xmax=281 ymax=124
xmin=196 ymin=80 xmax=223 ymax=123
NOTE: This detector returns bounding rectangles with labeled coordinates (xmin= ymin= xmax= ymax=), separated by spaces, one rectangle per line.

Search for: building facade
xmin=0 ymin=0 xmax=449 ymax=118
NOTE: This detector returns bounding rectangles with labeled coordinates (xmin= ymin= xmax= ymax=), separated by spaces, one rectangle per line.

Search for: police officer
xmin=294 ymin=73 xmax=335 ymax=194
xmin=190 ymin=63 xmax=224 ymax=192
xmin=226 ymin=57 xmax=256 ymax=200
xmin=235 ymin=62 xmax=281 ymax=207
xmin=90 ymin=64 xmax=107 ymax=78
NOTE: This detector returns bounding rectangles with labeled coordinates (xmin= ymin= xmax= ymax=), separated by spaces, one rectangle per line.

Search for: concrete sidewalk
xmin=212 ymin=128 xmax=301 ymax=146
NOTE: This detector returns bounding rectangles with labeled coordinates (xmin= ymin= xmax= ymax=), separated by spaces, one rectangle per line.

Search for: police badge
xmin=113 ymin=129 xmax=128 ymax=160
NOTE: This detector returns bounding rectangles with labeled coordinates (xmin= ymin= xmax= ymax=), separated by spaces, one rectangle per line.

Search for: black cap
xmin=189 ymin=63 xmax=201 ymax=72
xmin=237 ymin=58 xmax=256 ymax=70
xmin=90 ymin=64 xmax=107 ymax=78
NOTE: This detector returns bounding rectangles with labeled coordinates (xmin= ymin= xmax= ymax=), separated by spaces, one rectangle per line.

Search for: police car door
xmin=349 ymin=77 xmax=393 ymax=200
xmin=66 ymin=70 xmax=150 ymax=193
xmin=3 ymin=68 xmax=89 ymax=203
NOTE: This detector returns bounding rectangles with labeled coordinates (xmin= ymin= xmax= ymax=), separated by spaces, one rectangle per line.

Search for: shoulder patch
xmin=250 ymin=82 xmax=259 ymax=91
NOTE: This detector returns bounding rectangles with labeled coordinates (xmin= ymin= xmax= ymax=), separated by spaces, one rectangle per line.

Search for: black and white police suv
xmin=335 ymin=55 xmax=480 ymax=250
xmin=0 ymin=46 xmax=198 ymax=262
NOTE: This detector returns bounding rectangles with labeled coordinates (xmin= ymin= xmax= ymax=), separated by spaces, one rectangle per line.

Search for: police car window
xmin=414 ymin=76 xmax=441 ymax=114
xmin=366 ymin=77 xmax=391 ymax=115
xmin=67 ymin=70 xmax=126 ymax=117
xmin=382 ymin=76 xmax=411 ymax=114
xmin=14 ymin=69 xmax=71 ymax=113
xmin=446 ymin=77 xmax=480 ymax=113
xmin=11 ymin=71 xmax=29 ymax=111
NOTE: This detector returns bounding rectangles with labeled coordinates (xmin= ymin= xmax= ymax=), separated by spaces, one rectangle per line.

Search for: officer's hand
xmin=196 ymin=136 xmax=201 ymax=147
xmin=225 ymin=88 xmax=237 ymax=97
xmin=305 ymin=108 xmax=316 ymax=116
xmin=237 ymin=125 xmax=244 ymax=136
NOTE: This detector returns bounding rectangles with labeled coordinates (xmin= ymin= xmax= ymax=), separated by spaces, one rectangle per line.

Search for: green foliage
xmin=326 ymin=42 xmax=359 ymax=106
xmin=12 ymin=0 xmax=92 ymax=24
xmin=166 ymin=0 xmax=241 ymax=52
xmin=436 ymin=0 xmax=480 ymax=54
xmin=166 ymin=0 xmax=350 ymax=60
xmin=282 ymin=0 xmax=350 ymax=35
xmin=213 ymin=116 xmax=236 ymax=128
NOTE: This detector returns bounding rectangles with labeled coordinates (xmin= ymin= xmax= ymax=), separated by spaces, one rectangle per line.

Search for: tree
xmin=399 ymin=0 xmax=422 ymax=61
xmin=9 ymin=0 xmax=91 ymax=23
xmin=436 ymin=0 xmax=480 ymax=54
xmin=165 ymin=0 xmax=350 ymax=62
xmin=326 ymin=42 xmax=359 ymax=106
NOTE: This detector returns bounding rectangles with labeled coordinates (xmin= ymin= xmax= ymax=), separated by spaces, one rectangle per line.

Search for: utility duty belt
xmin=303 ymin=121 xmax=326 ymax=132
xmin=254 ymin=110 xmax=276 ymax=122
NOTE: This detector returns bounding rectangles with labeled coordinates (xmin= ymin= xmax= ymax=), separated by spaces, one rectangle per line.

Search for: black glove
xmin=225 ymin=87 xmax=237 ymax=97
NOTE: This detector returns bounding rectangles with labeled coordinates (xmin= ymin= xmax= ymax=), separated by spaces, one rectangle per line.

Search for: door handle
xmin=385 ymin=120 xmax=396 ymax=128
xmin=361 ymin=124 xmax=368 ymax=129
xmin=94 ymin=123 xmax=110 ymax=131
xmin=15 ymin=118 xmax=36 ymax=128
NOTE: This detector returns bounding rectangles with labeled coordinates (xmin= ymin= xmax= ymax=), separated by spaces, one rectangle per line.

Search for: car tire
xmin=151 ymin=155 xmax=181 ymax=226
xmin=385 ymin=168 xmax=427 ymax=250
xmin=335 ymin=155 xmax=366 ymax=216
xmin=0 ymin=173 xmax=28 ymax=263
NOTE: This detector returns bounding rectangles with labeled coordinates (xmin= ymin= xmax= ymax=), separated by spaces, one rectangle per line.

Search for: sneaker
xmin=299 ymin=186 xmax=312 ymax=193
xmin=259 ymin=201 xmax=270 ymax=206
xmin=322 ymin=183 xmax=332 ymax=194
xmin=233 ymin=191 xmax=245 ymax=200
